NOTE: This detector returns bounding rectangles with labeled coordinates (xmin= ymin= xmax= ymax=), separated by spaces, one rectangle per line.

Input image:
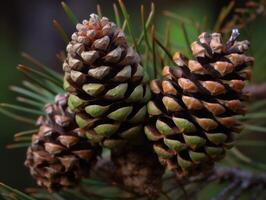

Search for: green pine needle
xmin=22 ymin=81 xmax=54 ymax=99
xmin=10 ymin=86 xmax=48 ymax=103
xmin=18 ymin=68 xmax=58 ymax=95
xmin=179 ymin=22 xmax=192 ymax=56
xmin=238 ymin=112 xmax=266 ymax=120
xmin=118 ymin=0 xmax=139 ymax=54
xmin=0 ymin=108 xmax=35 ymax=125
xmin=61 ymin=2 xmax=79 ymax=25
xmin=17 ymin=64 xmax=62 ymax=87
xmin=0 ymin=103 xmax=43 ymax=115
xmin=16 ymin=97 xmax=44 ymax=108
xmin=151 ymin=26 xmax=157 ymax=79
xmin=53 ymin=19 xmax=70 ymax=44
xmin=137 ymin=3 xmax=155 ymax=48
xmin=21 ymin=52 xmax=63 ymax=83
xmin=245 ymin=124 xmax=266 ymax=133
xmin=0 ymin=183 xmax=36 ymax=200
xmin=153 ymin=36 xmax=174 ymax=64
xmin=113 ymin=3 xmax=121 ymax=28
xmin=14 ymin=136 xmax=32 ymax=142
xmin=237 ymin=140 xmax=266 ymax=147
xmin=250 ymin=100 xmax=266 ymax=110
xmin=213 ymin=1 xmax=235 ymax=32
xmin=230 ymin=148 xmax=266 ymax=171
xmin=45 ymin=81 xmax=65 ymax=94
xmin=163 ymin=10 xmax=194 ymax=25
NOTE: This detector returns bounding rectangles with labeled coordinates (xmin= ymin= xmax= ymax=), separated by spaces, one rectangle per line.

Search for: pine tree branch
xmin=92 ymin=158 xmax=266 ymax=199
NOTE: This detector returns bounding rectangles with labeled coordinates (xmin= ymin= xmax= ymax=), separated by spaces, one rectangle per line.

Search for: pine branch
xmin=90 ymin=158 xmax=266 ymax=200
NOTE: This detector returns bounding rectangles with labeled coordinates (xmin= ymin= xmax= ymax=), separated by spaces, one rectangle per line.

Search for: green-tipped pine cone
xmin=63 ymin=14 xmax=150 ymax=148
xmin=111 ymin=146 xmax=165 ymax=199
xmin=145 ymin=30 xmax=254 ymax=178
xmin=25 ymin=94 xmax=101 ymax=192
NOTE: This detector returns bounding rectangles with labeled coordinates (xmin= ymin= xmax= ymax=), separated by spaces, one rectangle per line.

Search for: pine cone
xmin=145 ymin=30 xmax=254 ymax=178
xmin=112 ymin=146 xmax=165 ymax=199
xmin=25 ymin=94 xmax=101 ymax=192
xmin=63 ymin=14 xmax=150 ymax=149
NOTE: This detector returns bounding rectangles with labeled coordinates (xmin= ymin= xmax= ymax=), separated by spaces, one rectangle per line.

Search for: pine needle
xmin=17 ymin=66 xmax=58 ymax=95
xmin=118 ymin=0 xmax=139 ymax=54
xmin=179 ymin=22 xmax=192 ymax=56
xmin=140 ymin=5 xmax=152 ymax=51
xmin=61 ymin=1 xmax=79 ymax=25
xmin=14 ymin=136 xmax=32 ymax=142
xmin=22 ymin=81 xmax=54 ymax=99
xmin=0 ymin=108 xmax=36 ymax=125
xmin=10 ymin=86 xmax=48 ymax=103
xmin=163 ymin=10 xmax=194 ymax=24
xmin=17 ymin=64 xmax=62 ymax=87
xmin=0 ymin=183 xmax=35 ymax=200
xmin=21 ymin=52 xmax=63 ymax=82
xmin=14 ymin=129 xmax=38 ymax=138
xmin=153 ymin=36 xmax=174 ymax=65
xmin=137 ymin=3 xmax=155 ymax=48
xmin=53 ymin=19 xmax=69 ymax=44
xmin=238 ymin=112 xmax=266 ymax=120
xmin=214 ymin=1 xmax=235 ymax=32
xmin=122 ymin=20 xmax=127 ymax=31
xmin=96 ymin=4 xmax=102 ymax=18
xmin=151 ymin=26 xmax=157 ymax=79
xmin=230 ymin=148 xmax=266 ymax=171
xmin=245 ymin=124 xmax=266 ymax=133
xmin=237 ymin=140 xmax=266 ymax=147
xmin=113 ymin=3 xmax=121 ymax=27
xmin=0 ymin=103 xmax=43 ymax=115
xmin=16 ymin=97 xmax=44 ymax=108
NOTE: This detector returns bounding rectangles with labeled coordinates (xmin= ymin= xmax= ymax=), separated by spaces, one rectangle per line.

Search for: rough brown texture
xmin=111 ymin=146 xmax=165 ymax=200
xmin=145 ymin=30 xmax=254 ymax=178
xmin=63 ymin=14 xmax=150 ymax=149
xmin=25 ymin=94 xmax=101 ymax=192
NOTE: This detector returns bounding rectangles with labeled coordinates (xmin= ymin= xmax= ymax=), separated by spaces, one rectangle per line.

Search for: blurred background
xmin=0 ymin=0 xmax=265 ymax=190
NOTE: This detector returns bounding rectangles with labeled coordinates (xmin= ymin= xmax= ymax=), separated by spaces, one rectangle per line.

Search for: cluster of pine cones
xmin=24 ymin=14 xmax=253 ymax=198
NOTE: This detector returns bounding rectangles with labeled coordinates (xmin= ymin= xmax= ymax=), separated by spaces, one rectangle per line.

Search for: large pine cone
xmin=63 ymin=14 xmax=150 ymax=148
xmin=25 ymin=94 xmax=101 ymax=192
xmin=145 ymin=30 xmax=254 ymax=178
xmin=111 ymin=146 xmax=165 ymax=199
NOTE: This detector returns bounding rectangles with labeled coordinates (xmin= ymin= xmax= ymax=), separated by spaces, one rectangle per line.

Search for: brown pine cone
xmin=25 ymin=94 xmax=101 ymax=192
xmin=145 ymin=30 xmax=254 ymax=178
xmin=63 ymin=14 xmax=150 ymax=149
xmin=111 ymin=146 xmax=165 ymax=200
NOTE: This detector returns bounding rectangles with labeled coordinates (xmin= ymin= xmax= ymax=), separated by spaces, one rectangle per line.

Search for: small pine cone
xmin=145 ymin=30 xmax=254 ymax=178
xmin=25 ymin=94 xmax=101 ymax=192
xmin=63 ymin=14 xmax=150 ymax=149
xmin=111 ymin=146 xmax=165 ymax=199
